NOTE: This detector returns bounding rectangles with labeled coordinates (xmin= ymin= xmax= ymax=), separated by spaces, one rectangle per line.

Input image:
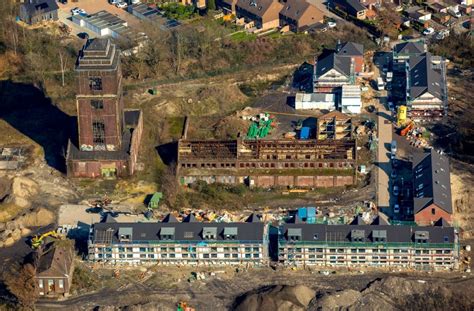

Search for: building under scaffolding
xmin=177 ymin=137 xmax=356 ymax=188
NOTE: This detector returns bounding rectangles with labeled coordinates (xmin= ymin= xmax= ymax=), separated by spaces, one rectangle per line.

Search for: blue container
xmin=297 ymin=207 xmax=307 ymax=220
xmin=300 ymin=127 xmax=310 ymax=139
xmin=306 ymin=207 xmax=316 ymax=223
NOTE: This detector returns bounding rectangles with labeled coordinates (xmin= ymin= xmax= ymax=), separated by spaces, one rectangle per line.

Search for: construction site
xmin=177 ymin=111 xmax=357 ymax=188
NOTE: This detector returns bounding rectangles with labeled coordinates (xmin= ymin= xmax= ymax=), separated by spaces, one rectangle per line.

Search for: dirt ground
xmin=32 ymin=264 xmax=474 ymax=310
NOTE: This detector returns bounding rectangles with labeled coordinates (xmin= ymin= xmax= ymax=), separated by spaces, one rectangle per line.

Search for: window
xmin=431 ymin=208 xmax=436 ymax=215
xmin=92 ymin=121 xmax=105 ymax=145
xmin=91 ymin=100 xmax=104 ymax=109
xmin=58 ymin=279 xmax=64 ymax=289
xmin=89 ymin=77 xmax=102 ymax=90
xmin=39 ymin=280 xmax=44 ymax=288
xmin=48 ymin=279 xmax=54 ymax=290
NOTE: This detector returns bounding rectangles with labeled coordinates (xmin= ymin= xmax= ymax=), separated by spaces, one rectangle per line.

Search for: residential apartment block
xmin=412 ymin=150 xmax=452 ymax=226
xmin=88 ymin=214 xmax=268 ymax=265
xmin=407 ymin=53 xmax=447 ymax=121
xmin=278 ymin=220 xmax=458 ymax=270
xmin=392 ymin=41 xmax=447 ymax=122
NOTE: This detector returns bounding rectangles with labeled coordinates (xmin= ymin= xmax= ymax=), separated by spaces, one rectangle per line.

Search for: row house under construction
xmin=278 ymin=217 xmax=458 ymax=270
xmin=88 ymin=214 xmax=268 ymax=265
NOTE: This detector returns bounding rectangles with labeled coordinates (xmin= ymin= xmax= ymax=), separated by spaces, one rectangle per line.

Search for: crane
xmin=31 ymin=231 xmax=62 ymax=249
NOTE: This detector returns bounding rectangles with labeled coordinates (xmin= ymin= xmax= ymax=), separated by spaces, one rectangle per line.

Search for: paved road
xmin=376 ymin=103 xmax=393 ymax=211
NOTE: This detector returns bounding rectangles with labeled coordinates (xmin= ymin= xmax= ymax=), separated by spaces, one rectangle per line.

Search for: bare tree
xmin=5 ymin=263 xmax=38 ymax=309
xmin=58 ymin=50 xmax=67 ymax=87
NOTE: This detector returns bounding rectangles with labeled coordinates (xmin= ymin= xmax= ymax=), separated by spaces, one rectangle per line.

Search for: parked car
xmin=393 ymin=204 xmax=400 ymax=213
xmin=391 ymin=139 xmax=397 ymax=155
xmin=449 ymin=10 xmax=461 ymax=18
xmin=327 ymin=21 xmax=337 ymax=28
xmin=393 ymin=185 xmax=399 ymax=196
xmin=116 ymin=2 xmax=128 ymax=8
xmin=391 ymin=170 xmax=397 ymax=178
xmin=71 ymin=7 xmax=86 ymax=15
xmin=388 ymin=101 xmax=394 ymax=112
xmin=423 ymin=27 xmax=435 ymax=36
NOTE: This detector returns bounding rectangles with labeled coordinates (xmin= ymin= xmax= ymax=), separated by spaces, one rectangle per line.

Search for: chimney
xmin=336 ymin=39 xmax=342 ymax=52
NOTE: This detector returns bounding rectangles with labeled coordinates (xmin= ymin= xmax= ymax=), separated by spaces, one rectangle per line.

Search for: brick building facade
xmin=66 ymin=39 xmax=143 ymax=178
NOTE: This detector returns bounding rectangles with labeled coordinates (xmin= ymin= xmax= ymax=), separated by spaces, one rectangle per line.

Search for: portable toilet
xmin=297 ymin=207 xmax=307 ymax=221
xmin=300 ymin=127 xmax=310 ymax=139
xmin=306 ymin=207 xmax=316 ymax=223
xmin=148 ymin=192 xmax=163 ymax=209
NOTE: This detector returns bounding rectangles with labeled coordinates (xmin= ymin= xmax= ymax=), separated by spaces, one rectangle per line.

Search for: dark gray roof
xmin=335 ymin=0 xmax=366 ymax=12
xmin=350 ymin=215 xmax=366 ymax=225
xmin=394 ymin=41 xmax=426 ymax=55
xmin=316 ymin=53 xmax=352 ymax=77
xmin=412 ymin=150 xmax=452 ymax=214
xmin=280 ymin=223 xmax=455 ymax=244
xmin=22 ymin=0 xmax=58 ymax=16
xmin=337 ymin=42 xmax=364 ymax=57
xmin=91 ymin=221 xmax=265 ymax=243
xmin=371 ymin=215 xmax=390 ymax=225
xmin=409 ymin=53 xmax=443 ymax=100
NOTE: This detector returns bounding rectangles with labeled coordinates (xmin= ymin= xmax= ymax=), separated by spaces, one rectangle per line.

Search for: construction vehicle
xmin=177 ymin=301 xmax=195 ymax=311
xmin=400 ymin=121 xmax=414 ymax=136
xmin=396 ymin=105 xmax=407 ymax=126
xmin=31 ymin=231 xmax=62 ymax=249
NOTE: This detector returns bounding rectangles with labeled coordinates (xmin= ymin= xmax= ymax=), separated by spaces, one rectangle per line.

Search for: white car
xmin=71 ymin=8 xmax=86 ymax=16
xmin=423 ymin=27 xmax=435 ymax=36
xmin=116 ymin=2 xmax=128 ymax=8
xmin=327 ymin=21 xmax=337 ymax=28
xmin=393 ymin=185 xmax=399 ymax=196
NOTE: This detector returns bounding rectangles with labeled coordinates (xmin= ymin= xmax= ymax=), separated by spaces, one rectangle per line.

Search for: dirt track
xmin=34 ymin=267 xmax=474 ymax=310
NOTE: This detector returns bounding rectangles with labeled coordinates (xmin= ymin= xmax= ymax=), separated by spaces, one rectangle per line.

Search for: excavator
xmin=31 ymin=231 xmax=62 ymax=249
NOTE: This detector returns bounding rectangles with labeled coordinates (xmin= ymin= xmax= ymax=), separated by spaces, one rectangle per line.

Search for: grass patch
xmin=169 ymin=116 xmax=185 ymax=138
xmin=230 ymin=31 xmax=257 ymax=42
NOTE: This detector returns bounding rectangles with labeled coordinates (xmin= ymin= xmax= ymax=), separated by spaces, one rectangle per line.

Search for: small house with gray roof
xmin=332 ymin=0 xmax=367 ymax=19
xmin=412 ymin=150 xmax=452 ymax=225
xmin=278 ymin=0 xmax=325 ymax=32
xmin=313 ymin=42 xmax=362 ymax=93
xmin=19 ymin=0 xmax=58 ymax=25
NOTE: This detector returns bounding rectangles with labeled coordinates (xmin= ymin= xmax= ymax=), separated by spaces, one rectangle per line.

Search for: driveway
xmin=305 ymin=0 xmax=343 ymax=21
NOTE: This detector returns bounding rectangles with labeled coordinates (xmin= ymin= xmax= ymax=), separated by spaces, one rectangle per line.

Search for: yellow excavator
xmin=31 ymin=231 xmax=62 ymax=249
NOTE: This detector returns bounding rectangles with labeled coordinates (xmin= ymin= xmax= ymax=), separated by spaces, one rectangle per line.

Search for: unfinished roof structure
xmin=316 ymin=111 xmax=353 ymax=140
